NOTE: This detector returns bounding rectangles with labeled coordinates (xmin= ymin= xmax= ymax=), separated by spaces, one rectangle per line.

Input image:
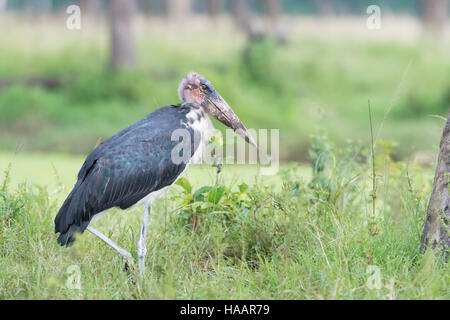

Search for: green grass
xmin=0 ymin=18 xmax=448 ymax=159
xmin=0 ymin=151 xmax=296 ymax=200
xmin=0 ymin=137 xmax=448 ymax=299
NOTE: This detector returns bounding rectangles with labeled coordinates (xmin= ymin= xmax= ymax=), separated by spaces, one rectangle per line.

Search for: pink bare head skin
xmin=177 ymin=72 xmax=257 ymax=148
xmin=178 ymin=72 xmax=210 ymax=105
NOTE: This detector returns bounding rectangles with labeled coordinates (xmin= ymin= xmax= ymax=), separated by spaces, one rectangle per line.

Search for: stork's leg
xmin=137 ymin=202 xmax=151 ymax=278
xmin=86 ymin=226 xmax=133 ymax=269
xmin=215 ymin=163 xmax=222 ymax=187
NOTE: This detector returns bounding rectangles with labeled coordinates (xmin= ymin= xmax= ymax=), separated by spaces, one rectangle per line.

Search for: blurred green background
xmin=0 ymin=0 xmax=448 ymax=162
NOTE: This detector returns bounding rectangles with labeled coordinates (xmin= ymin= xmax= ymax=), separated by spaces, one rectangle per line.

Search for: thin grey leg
xmin=87 ymin=226 xmax=133 ymax=264
xmin=215 ymin=163 xmax=222 ymax=187
xmin=137 ymin=203 xmax=151 ymax=278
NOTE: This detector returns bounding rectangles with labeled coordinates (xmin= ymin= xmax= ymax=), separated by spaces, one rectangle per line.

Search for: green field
xmin=0 ymin=18 xmax=448 ymax=160
xmin=0 ymin=151 xmax=292 ymax=198
xmin=0 ymin=140 xmax=448 ymax=299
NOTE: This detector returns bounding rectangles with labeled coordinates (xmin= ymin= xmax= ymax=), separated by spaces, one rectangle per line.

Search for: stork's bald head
xmin=178 ymin=72 xmax=256 ymax=148
xmin=178 ymin=72 xmax=211 ymax=105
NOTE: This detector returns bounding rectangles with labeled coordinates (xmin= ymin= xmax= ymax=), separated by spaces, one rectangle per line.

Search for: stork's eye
xmin=201 ymin=84 xmax=209 ymax=91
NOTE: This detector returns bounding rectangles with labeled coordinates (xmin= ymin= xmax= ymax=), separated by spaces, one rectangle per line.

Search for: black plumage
xmin=55 ymin=104 xmax=198 ymax=246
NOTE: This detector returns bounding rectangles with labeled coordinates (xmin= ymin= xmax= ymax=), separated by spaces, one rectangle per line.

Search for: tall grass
xmin=0 ymin=137 xmax=448 ymax=299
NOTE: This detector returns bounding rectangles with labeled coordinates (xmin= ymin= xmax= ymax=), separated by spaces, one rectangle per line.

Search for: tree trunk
xmin=421 ymin=112 xmax=450 ymax=259
xmin=0 ymin=0 xmax=7 ymax=14
xmin=231 ymin=0 xmax=250 ymax=30
xmin=164 ymin=0 xmax=192 ymax=21
xmin=139 ymin=0 xmax=152 ymax=16
xmin=206 ymin=0 xmax=221 ymax=19
xmin=80 ymin=0 xmax=94 ymax=15
xmin=420 ymin=0 xmax=448 ymax=35
xmin=80 ymin=0 xmax=97 ymax=21
xmin=315 ymin=0 xmax=333 ymax=16
xmin=27 ymin=0 xmax=45 ymax=21
xmin=264 ymin=0 xmax=280 ymax=24
xmin=110 ymin=0 xmax=136 ymax=70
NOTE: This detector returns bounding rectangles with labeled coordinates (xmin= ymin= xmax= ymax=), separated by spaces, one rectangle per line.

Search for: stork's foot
xmin=215 ymin=163 xmax=223 ymax=187
xmin=122 ymin=255 xmax=134 ymax=273
xmin=123 ymin=260 xmax=130 ymax=273
xmin=122 ymin=257 xmax=137 ymax=285
xmin=86 ymin=226 xmax=135 ymax=273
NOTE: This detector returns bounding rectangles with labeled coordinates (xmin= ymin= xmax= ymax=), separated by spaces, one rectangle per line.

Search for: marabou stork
xmin=55 ymin=72 xmax=256 ymax=276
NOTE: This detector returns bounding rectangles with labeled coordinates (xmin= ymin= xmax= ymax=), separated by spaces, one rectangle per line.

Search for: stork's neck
xmin=184 ymin=104 xmax=214 ymax=165
xmin=184 ymin=103 xmax=214 ymax=135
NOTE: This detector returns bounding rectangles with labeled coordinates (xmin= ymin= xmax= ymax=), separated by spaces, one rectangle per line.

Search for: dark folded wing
xmin=54 ymin=105 xmax=197 ymax=245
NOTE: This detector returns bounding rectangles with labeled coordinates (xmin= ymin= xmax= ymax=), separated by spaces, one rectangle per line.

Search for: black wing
xmin=55 ymin=104 xmax=198 ymax=246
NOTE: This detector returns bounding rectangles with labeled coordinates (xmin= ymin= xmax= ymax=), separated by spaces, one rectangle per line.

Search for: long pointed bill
xmin=204 ymin=95 xmax=257 ymax=148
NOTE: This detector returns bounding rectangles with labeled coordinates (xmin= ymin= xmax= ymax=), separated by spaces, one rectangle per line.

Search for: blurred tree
xmin=420 ymin=0 xmax=448 ymax=35
xmin=264 ymin=0 xmax=281 ymax=24
xmin=263 ymin=0 xmax=288 ymax=44
xmin=421 ymin=112 xmax=450 ymax=260
xmin=110 ymin=0 xmax=136 ymax=70
xmin=79 ymin=0 xmax=100 ymax=20
xmin=26 ymin=0 xmax=49 ymax=20
xmin=139 ymin=0 xmax=153 ymax=16
xmin=0 ymin=0 xmax=7 ymax=14
xmin=164 ymin=0 xmax=192 ymax=21
xmin=315 ymin=0 xmax=333 ymax=16
xmin=231 ymin=0 xmax=250 ymax=30
xmin=206 ymin=0 xmax=222 ymax=19
xmin=80 ymin=0 xmax=94 ymax=15
xmin=163 ymin=0 xmax=169 ymax=17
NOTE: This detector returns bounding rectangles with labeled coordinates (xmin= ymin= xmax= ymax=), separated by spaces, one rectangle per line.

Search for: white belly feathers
xmin=186 ymin=107 xmax=214 ymax=165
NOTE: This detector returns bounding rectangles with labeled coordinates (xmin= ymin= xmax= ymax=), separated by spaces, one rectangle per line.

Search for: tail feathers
xmin=55 ymin=182 xmax=93 ymax=247
xmin=56 ymin=222 xmax=89 ymax=246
